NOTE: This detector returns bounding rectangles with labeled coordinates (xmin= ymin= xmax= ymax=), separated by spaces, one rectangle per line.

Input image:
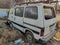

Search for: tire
xmin=9 ymin=23 xmax=13 ymax=28
xmin=8 ymin=22 xmax=13 ymax=28
xmin=41 ymin=43 xmax=47 ymax=45
xmin=25 ymin=31 xmax=35 ymax=44
xmin=7 ymin=21 xmax=14 ymax=30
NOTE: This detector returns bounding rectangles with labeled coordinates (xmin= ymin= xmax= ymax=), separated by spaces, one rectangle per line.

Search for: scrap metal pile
xmin=0 ymin=21 xmax=26 ymax=45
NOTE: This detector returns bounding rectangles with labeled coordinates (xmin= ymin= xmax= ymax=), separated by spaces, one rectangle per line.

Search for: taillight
xmin=56 ymin=22 xmax=58 ymax=29
xmin=40 ymin=28 xmax=44 ymax=36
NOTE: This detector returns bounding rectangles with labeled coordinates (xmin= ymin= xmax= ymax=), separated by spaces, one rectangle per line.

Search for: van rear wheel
xmin=25 ymin=31 xmax=35 ymax=44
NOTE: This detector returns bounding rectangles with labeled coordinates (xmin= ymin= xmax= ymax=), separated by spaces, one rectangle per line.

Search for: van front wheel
xmin=25 ymin=31 xmax=35 ymax=43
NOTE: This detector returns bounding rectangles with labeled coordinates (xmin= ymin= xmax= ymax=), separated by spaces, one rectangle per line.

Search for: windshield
xmin=44 ymin=6 xmax=56 ymax=20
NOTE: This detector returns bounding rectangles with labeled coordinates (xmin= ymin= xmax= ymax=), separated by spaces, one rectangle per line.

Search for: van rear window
xmin=44 ymin=6 xmax=56 ymax=20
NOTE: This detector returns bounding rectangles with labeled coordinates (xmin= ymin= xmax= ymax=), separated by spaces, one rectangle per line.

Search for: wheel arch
xmin=25 ymin=28 xmax=35 ymax=38
xmin=25 ymin=29 xmax=33 ymax=34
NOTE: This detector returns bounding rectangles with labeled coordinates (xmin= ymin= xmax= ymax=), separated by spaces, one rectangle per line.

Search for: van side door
xmin=14 ymin=7 xmax=24 ymax=25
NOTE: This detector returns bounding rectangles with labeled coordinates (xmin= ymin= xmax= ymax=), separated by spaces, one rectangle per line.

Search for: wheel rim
xmin=26 ymin=34 xmax=33 ymax=43
xmin=10 ymin=24 xmax=13 ymax=27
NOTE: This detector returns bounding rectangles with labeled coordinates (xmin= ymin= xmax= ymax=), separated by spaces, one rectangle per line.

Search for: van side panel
xmin=24 ymin=5 xmax=44 ymax=29
xmin=37 ymin=5 xmax=44 ymax=27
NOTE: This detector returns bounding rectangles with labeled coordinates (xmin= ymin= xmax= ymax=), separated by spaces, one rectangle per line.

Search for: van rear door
xmin=43 ymin=6 xmax=56 ymax=37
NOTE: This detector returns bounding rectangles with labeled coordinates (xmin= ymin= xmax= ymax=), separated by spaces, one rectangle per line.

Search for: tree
xmin=0 ymin=0 xmax=10 ymax=8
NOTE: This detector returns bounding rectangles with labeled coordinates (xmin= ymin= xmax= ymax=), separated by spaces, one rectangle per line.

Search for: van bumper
xmin=38 ymin=30 xmax=57 ymax=43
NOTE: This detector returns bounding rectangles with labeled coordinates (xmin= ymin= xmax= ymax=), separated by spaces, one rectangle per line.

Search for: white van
xmin=7 ymin=3 xmax=57 ymax=44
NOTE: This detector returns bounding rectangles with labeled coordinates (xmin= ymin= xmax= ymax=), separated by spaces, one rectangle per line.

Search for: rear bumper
xmin=38 ymin=30 xmax=57 ymax=43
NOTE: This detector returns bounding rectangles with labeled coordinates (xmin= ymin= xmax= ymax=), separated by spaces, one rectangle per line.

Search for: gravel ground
xmin=47 ymin=39 xmax=60 ymax=45
xmin=0 ymin=20 xmax=60 ymax=45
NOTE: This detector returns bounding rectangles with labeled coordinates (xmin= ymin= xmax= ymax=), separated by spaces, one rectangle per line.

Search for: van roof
xmin=16 ymin=1 xmax=48 ymax=5
xmin=43 ymin=4 xmax=54 ymax=7
xmin=15 ymin=4 xmax=54 ymax=8
xmin=15 ymin=1 xmax=54 ymax=7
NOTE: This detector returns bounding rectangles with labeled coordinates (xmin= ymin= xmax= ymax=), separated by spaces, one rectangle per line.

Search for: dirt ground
xmin=0 ymin=20 xmax=60 ymax=45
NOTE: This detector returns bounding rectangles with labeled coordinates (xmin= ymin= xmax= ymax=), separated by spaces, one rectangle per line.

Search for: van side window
xmin=25 ymin=6 xmax=38 ymax=19
xmin=15 ymin=7 xmax=24 ymax=17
